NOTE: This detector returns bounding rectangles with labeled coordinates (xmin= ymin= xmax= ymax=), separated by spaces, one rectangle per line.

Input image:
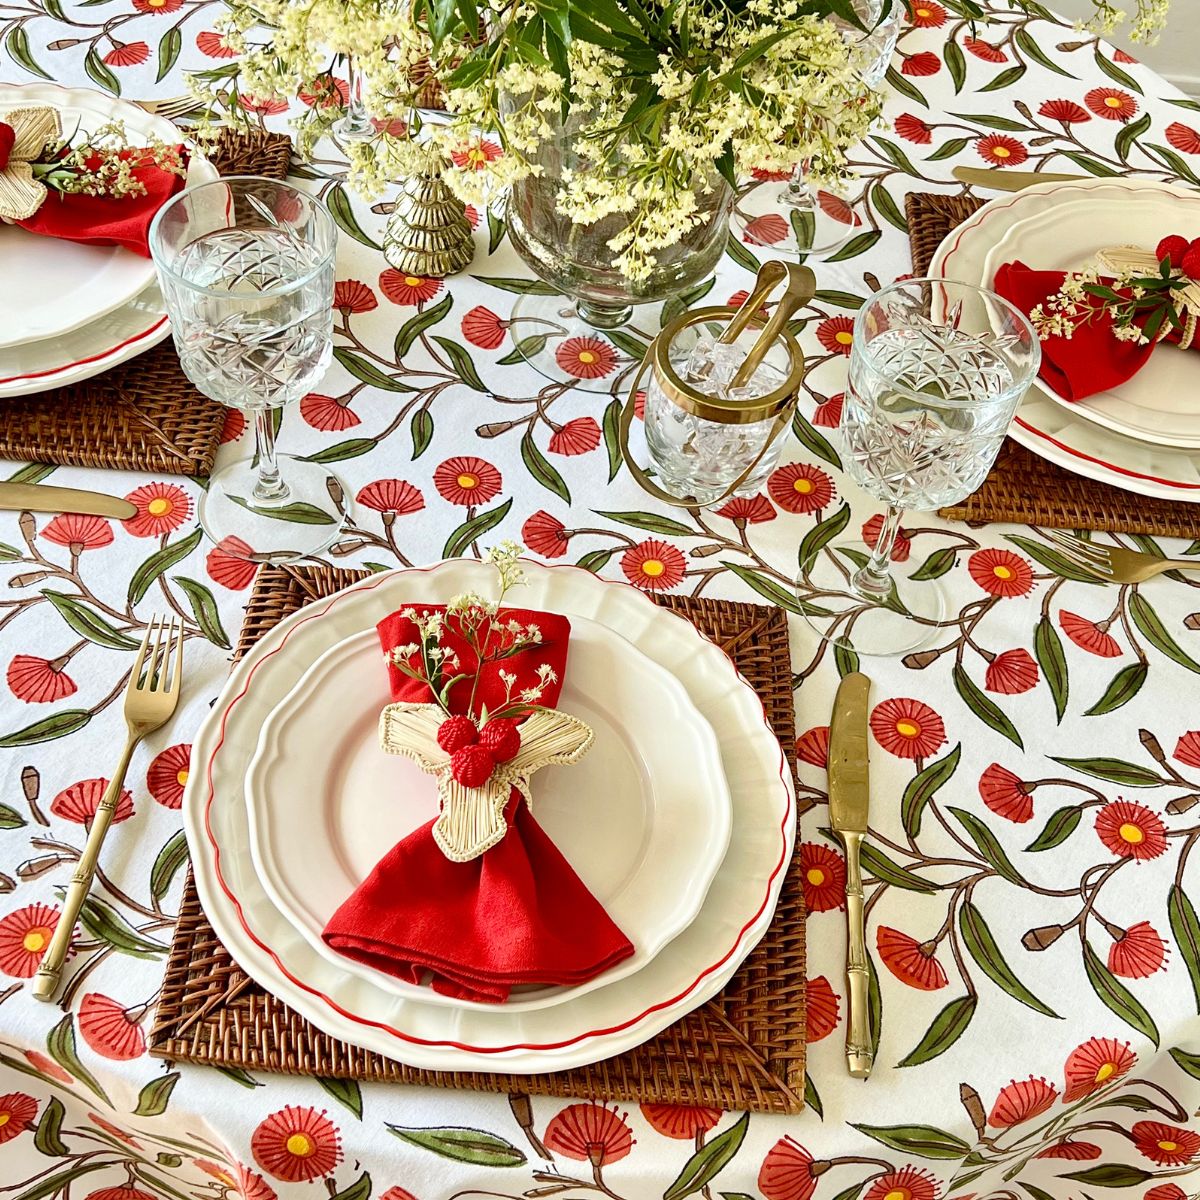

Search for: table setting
xmin=2 ymin=0 xmax=1200 ymax=1197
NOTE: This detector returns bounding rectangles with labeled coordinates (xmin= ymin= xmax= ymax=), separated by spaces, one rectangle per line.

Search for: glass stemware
xmin=797 ymin=278 xmax=1041 ymax=657
xmin=149 ymin=176 xmax=347 ymax=562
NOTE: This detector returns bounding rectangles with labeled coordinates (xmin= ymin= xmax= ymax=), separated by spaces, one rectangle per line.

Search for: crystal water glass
xmin=797 ymin=278 xmax=1041 ymax=656
xmin=149 ymin=176 xmax=345 ymax=561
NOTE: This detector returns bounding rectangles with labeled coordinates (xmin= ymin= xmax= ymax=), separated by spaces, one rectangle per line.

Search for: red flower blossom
xmin=805 ymin=976 xmax=840 ymax=1042
xmin=796 ymin=726 xmax=830 ymax=768
xmin=1175 ymin=731 xmax=1200 ymax=767
xmin=356 ymin=479 xmax=424 ymax=515
xmin=1131 ymin=1121 xmax=1200 ymax=1166
xmin=555 ymin=336 xmax=617 ymax=380
xmin=0 ymin=904 xmax=60 ymax=977
xmin=1086 ymin=87 xmax=1138 ymax=121
xmin=522 ymin=511 xmax=570 ymax=558
xmin=7 ymin=655 xmax=76 ymax=704
xmin=194 ymin=1162 xmax=277 ymax=1200
xmin=378 ymin=1191 xmax=416 ymax=1200
xmin=986 ymin=648 xmax=1039 ymax=694
xmin=333 ymin=280 xmax=377 ymax=313
xmin=207 ymin=536 xmax=258 ymax=591
xmin=465 ymin=204 xmax=480 ymax=228
xmin=251 ymin=1106 xmax=342 ymax=1182
xmin=301 ymin=392 xmax=360 ymax=431
xmin=240 ymin=96 xmax=288 ymax=116
xmin=799 ymin=842 xmax=845 ymax=913
xmin=221 ymin=409 xmax=246 ymax=443
xmin=1034 ymin=1141 xmax=1102 ymax=1160
xmin=131 ymin=0 xmax=182 ymax=12
xmin=1095 ymin=800 xmax=1167 ymax=861
xmin=813 ymin=394 xmax=844 ymax=427
xmin=1063 ymin=1036 xmax=1136 ymax=1101
xmin=42 ymin=513 xmax=113 ymax=551
xmin=1166 ymin=122 xmax=1200 ymax=155
xmin=79 ymin=993 xmax=146 ymax=1060
xmin=862 ymin=513 xmax=911 ymax=562
xmin=768 ymin=463 xmax=835 ymax=514
xmin=759 ymin=1136 xmax=818 ymax=1200
xmin=196 ymin=30 xmax=237 ymax=58
xmin=968 ymin=548 xmax=1033 ymax=597
xmin=450 ymin=139 xmax=502 ymax=170
xmin=901 ymin=52 xmax=942 ymax=77
xmin=1039 ymin=99 xmax=1091 ymax=124
xmin=751 ymin=166 xmax=793 ymax=182
xmin=299 ymin=77 xmax=349 ymax=109
xmin=89 ymin=1186 xmax=156 ymax=1200
xmin=1059 ymin=610 xmax=1121 ymax=656
xmin=103 ymin=42 xmax=149 ymax=67
xmin=549 ymin=416 xmax=602 ymax=456
xmin=379 ymin=270 xmax=443 ymax=306
xmin=743 ymin=213 xmax=790 ymax=246
xmin=1145 ymin=1186 xmax=1187 ymax=1200
xmin=988 ymin=1077 xmax=1058 ymax=1127
xmin=976 ymin=135 xmax=1029 ymax=167
xmin=817 ymin=191 xmax=859 ymax=225
xmin=147 ymin=744 xmax=191 ymax=809
xmin=51 ymin=778 xmax=133 ymax=826
xmin=0 ymin=1093 xmax=37 ymax=1143
xmin=870 ymin=698 xmax=947 ymax=760
xmin=895 ymin=114 xmax=934 ymax=145
xmin=433 ymin=456 xmax=502 ymax=506
xmin=816 ymin=315 xmax=856 ymax=355
xmin=1109 ymin=921 xmax=1168 ymax=978
xmin=544 ymin=1104 xmax=634 ymax=1165
xmin=907 ymin=1 xmax=946 ymax=25
xmin=863 ymin=1167 xmax=939 ymax=1200
xmin=24 ymin=1049 xmax=70 ymax=1084
xmin=639 ymin=1103 xmax=721 ymax=1139
xmin=877 ymin=926 xmax=948 ymax=990
xmin=462 ymin=306 xmax=507 ymax=349
xmin=122 ymin=482 xmax=191 ymax=538
xmin=715 ymin=494 xmax=776 ymax=524
xmin=621 ymin=540 xmax=686 ymax=592
xmin=964 ymin=37 xmax=1008 ymax=61
xmin=1113 ymin=48 xmax=1138 ymax=63
xmin=978 ymin=763 xmax=1033 ymax=823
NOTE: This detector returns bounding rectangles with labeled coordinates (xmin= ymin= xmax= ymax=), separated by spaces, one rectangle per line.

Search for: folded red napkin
xmin=994 ymin=259 xmax=1195 ymax=402
xmin=321 ymin=604 xmax=635 ymax=1003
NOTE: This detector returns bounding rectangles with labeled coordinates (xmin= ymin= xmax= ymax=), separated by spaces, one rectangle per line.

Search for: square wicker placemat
xmin=0 ymin=129 xmax=292 ymax=478
xmin=150 ymin=565 xmax=807 ymax=1114
xmin=907 ymin=191 xmax=1200 ymax=537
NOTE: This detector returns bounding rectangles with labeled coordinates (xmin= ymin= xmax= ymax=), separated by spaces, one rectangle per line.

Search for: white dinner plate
xmin=184 ymin=561 xmax=794 ymax=1072
xmin=244 ymin=617 xmax=733 ymax=1012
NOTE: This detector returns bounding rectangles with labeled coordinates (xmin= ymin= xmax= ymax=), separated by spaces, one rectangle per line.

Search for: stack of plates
xmin=932 ymin=176 xmax=1200 ymax=503
xmin=183 ymin=561 xmax=795 ymax=1072
xmin=0 ymin=83 xmax=216 ymax=398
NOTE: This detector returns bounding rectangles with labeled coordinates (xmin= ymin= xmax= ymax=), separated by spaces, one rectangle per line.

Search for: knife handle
xmin=841 ymin=830 xmax=873 ymax=1079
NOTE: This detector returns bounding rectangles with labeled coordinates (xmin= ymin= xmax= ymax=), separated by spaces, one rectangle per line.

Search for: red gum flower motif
xmin=207 ymin=536 xmax=258 ymax=591
xmin=301 ymin=392 xmax=360 ymax=431
xmin=797 ymin=726 xmax=830 ymax=768
xmin=751 ymin=166 xmax=793 ymax=182
xmin=985 ymin=648 xmax=1039 ymax=695
xmin=1039 ymin=99 xmax=1091 ymax=123
xmin=462 ymin=306 xmax=507 ymax=349
xmin=104 ymin=42 xmax=150 ymax=67
xmin=816 ymin=315 xmax=855 ymax=355
xmin=196 ymin=30 xmax=237 ymax=58
xmin=522 ymin=511 xmax=569 ymax=558
xmin=1174 ymin=731 xmax=1200 ymax=767
xmin=544 ymin=1103 xmax=634 ymax=1165
xmin=908 ymin=1 xmax=946 ymax=25
xmin=1109 ymin=921 xmax=1168 ymax=978
xmin=1063 ymin=1036 xmax=1136 ymax=1101
xmin=805 ymin=976 xmax=840 ymax=1042
xmin=877 ymin=926 xmax=948 ymax=990
xmin=122 ymin=482 xmax=191 ymax=538
xmin=1095 ymin=800 xmax=1167 ymax=861
xmin=964 ymin=37 xmax=1008 ymax=61
xmin=799 ymin=842 xmax=845 ymax=913
xmin=147 ymin=744 xmax=191 ymax=809
xmin=241 ymin=95 xmax=288 ymax=116
xmin=549 ymin=417 xmax=602 ymax=456
xmin=299 ymin=78 xmax=349 ymax=109
xmin=968 ymin=548 xmax=1033 ymax=597
xmin=895 ymin=114 xmax=933 ymax=145
xmin=251 ymin=1106 xmax=342 ymax=1182
xmin=195 ymin=1161 xmax=278 ymax=1200
xmin=639 ymin=1103 xmax=721 ymax=1139
xmin=379 ymin=1191 xmax=417 ymax=1200
xmin=988 ymin=1077 xmax=1058 ymax=1128
xmin=621 ymin=540 xmax=686 ymax=592
xmin=813 ymin=394 xmax=844 ymax=427
xmin=451 ymin=139 xmax=502 ymax=170
xmin=51 ymin=778 xmax=134 ymax=826
xmin=1145 ymin=1186 xmax=1188 ymax=1200
xmin=768 ymin=463 xmax=835 ymax=514
xmin=333 ymin=280 xmax=377 ymax=313
xmin=870 ymin=698 xmax=947 ymax=760
xmin=1034 ymin=1141 xmax=1102 ymax=1160
xmin=759 ymin=1136 xmax=818 ymax=1200
xmin=8 ymin=655 xmax=76 ymax=704
xmin=221 ymin=409 xmax=246 ymax=443
xmin=862 ymin=512 xmax=912 ymax=562
xmin=1131 ymin=1121 xmax=1200 ymax=1166
xmin=1059 ymin=610 xmax=1121 ymax=657
xmin=79 ymin=993 xmax=146 ymax=1060
xmin=901 ymin=52 xmax=941 ymax=77
xmin=379 ymin=270 xmax=442 ymax=306
xmin=555 ymin=337 xmax=617 ymax=380
xmin=433 ymin=456 xmax=502 ymax=506
xmin=42 ymin=512 xmax=113 ymax=551
xmin=716 ymin=494 xmax=776 ymax=524
xmin=356 ymin=479 xmax=424 ymax=515
xmin=743 ymin=213 xmax=790 ymax=246
xmin=978 ymin=763 xmax=1033 ymax=823
xmin=976 ymin=135 xmax=1029 ymax=167
xmin=0 ymin=1093 xmax=37 ymax=1143
xmin=132 ymin=0 xmax=182 ymax=11
xmin=863 ymin=1166 xmax=939 ymax=1200
xmin=1086 ymin=87 xmax=1138 ymax=121
xmin=1167 ymin=123 xmax=1200 ymax=155
xmin=0 ymin=904 xmax=60 ymax=977
xmin=817 ymin=191 xmax=859 ymax=225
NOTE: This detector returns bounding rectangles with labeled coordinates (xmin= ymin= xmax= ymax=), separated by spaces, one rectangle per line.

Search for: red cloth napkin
xmin=321 ymin=604 xmax=635 ymax=1003
xmin=994 ymin=259 xmax=1197 ymax=402
xmin=15 ymin=154 xmax=187 ymax=258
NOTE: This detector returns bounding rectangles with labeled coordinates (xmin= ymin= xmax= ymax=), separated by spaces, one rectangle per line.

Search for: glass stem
xmin=782 ymin=161 xmax=817 ymax=211
xmin=334 ymin=57 xmax=373 ymax=141
xmin=252 ymin=411 xmax=289 ymax=502
xmin=851 ymin=504 xmax=903 ymax=603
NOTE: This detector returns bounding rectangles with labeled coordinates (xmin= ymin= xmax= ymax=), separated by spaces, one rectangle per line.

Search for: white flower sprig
xmin=30 ymin=120 xmax=185 ymax=199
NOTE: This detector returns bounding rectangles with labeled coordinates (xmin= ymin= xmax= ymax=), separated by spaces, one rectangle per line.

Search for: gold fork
xmin=135 ymin=95 xmax=206 ymax=123
xmin=32 ymin=618 xmax=184 ymax=1002
xmin=1043 ymin=529 xmax=1200 ymax=585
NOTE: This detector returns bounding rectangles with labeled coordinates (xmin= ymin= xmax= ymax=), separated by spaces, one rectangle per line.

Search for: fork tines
xmin=1042 ymin=529 xmax=1113 ymax=579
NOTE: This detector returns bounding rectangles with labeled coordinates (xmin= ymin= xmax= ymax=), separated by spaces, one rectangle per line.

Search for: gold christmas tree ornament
xmin=383 ymin=168 xmax=474 ymax=279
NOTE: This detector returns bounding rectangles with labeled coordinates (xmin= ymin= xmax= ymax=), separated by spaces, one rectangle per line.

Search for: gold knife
xmin=829 ymin=671 xmax=873 ymax=1080
xmin=952 ymin=166 xmax=1085 ymax=193
xmin=0 ymin=482 xmax=136 ymax=520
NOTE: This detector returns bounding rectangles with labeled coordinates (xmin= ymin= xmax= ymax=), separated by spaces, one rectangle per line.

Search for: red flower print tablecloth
xmin=2 ymin=3 xmax=1200 ymax=1197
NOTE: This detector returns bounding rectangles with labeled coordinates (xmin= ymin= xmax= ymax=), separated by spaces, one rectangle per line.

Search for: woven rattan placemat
xmin=150 ymin=564 xmax=807 ymax=1113
xmin=907 ymin=191 xmax=1200 ymax=537
xmin=0 ymin=129 xmax=292 ymax=478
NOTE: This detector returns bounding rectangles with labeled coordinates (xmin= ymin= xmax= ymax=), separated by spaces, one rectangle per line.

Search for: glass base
xmin=796 ymin=540 xmax=947 ymax=657
xmin=731 ymin=181 xmax=855 ymax=261
xmin=199 ymin=454 xmax=349 ymax=563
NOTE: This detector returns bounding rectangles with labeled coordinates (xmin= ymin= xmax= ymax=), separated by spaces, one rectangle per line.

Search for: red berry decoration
xmin=437 ymin=715 xmax=478 ymax=754
xmin=1156 ymin=234 xmax=1189 ymax=269
xmin=479 ymin=717 xmax=521 ymax=763
xmin=450 ymin=744 xmax=495 ymax=788
xmin=1184 ymin=242 xmax=1200 ymax=280
xmin=0 ymin=123 xmax=13 ymax=174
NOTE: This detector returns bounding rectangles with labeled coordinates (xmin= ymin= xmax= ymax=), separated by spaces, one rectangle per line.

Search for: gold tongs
xmin=716 ymin=260 xmax=816 ymax=391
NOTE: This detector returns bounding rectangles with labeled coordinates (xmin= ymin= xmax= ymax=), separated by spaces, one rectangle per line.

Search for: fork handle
xmin=32 ymin=733 xmax=139 ymax=1002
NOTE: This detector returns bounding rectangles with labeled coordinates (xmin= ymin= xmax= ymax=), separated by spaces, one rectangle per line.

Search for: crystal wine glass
xmin=149 ymin=176 xmax=346 ymax=561
xmin=797 ymin=278 xmax=1041 ymax=656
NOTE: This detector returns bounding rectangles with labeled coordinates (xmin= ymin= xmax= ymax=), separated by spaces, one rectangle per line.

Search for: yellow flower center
xmin=641 ymin=559 xmax=665 ymax=578
xmin=915 ymin=6 xmax=931 ymax=14
xmin=0 ymin=1114 xmax=10 ymax=1128
xmin=404 ymin=276 xmax=422 ymax=288
xmin=468 ymin=147 xmax=487 ymax=165
xmin=806 ymin=868 xmax=826 ymax=886
xmin=1119 ymin=822 xmax=1145 ymax=845
xmin=793 ymin=478 xmax=815 ymax=495
xmin=993 ymin=565 xmax=1013 ymax=580
xmin=834 ymin=330 xmax=854 ymax=345
xmin=286 ymin=1133 xmax=315 ymax=1158
xmin=578 ymin=350 xmax=596 ymax=364
xmin=1160 ymin=1140 xmax=1179 ymax=1152
xmin=1095 ymin=1062 xmax=1116 ymax=1082
xmin=896 ymin=719 xmax=920 ymax=738
xmin=147 ymin=498 xmax=171 ymax=516
xmin=147 ymin=0 xmax=167 ymax=7
xmin=176 ymin=769 xmax=189 ymax=787
xmin=884 ymin=1190 xmax=911 ymax=1200
xmin=457 ymin=473 xmax=478 ymax=490
xmin=23 ymin=930 xmax=47 ymax=952
xmin=992 ymin=145 xmax=1012 ymax=158
xmin=1105 ymin=96 xmax=1123 ymax=108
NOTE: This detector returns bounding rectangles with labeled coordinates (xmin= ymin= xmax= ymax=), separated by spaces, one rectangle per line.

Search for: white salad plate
xmin=184 ymin=560 xmax=794 ymax=1072
xmin=244 ymin=617 xmax=733 ymax=1012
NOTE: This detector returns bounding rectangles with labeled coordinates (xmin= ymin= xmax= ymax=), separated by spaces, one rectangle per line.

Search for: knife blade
xmin=829 ymin=670 xmax=873 ymax=1080
xmin=0 ymin=482 xmax=137 ymax=520
xmin=952 ymin=166 xmax=1085 ymax=193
